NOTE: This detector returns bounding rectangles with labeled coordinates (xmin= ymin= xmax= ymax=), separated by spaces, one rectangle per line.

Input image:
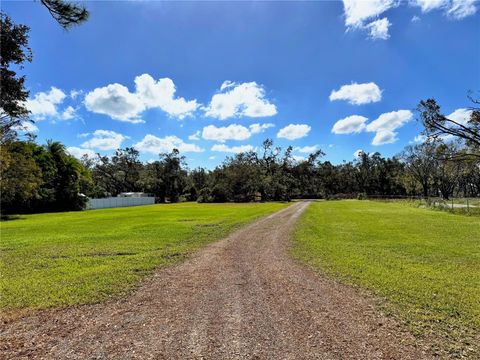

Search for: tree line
xmin=2 ymin=135 xmax=479 ymax=214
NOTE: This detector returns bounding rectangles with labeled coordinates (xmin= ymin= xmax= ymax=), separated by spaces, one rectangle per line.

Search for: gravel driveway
xmin=1 ymin=201 xmax=431 ymax=359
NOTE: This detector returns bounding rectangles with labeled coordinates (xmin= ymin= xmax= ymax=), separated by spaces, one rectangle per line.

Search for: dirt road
xmin=2 ymin=201 xmax=430 ymax=359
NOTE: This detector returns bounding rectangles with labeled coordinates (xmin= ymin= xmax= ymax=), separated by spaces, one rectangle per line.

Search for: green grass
xmin=292 ymin=200 xmax=480 ymax=355
xmin=0 ymin=202 xmax=287 ymax=312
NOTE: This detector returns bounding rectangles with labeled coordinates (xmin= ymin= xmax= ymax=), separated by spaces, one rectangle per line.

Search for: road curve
xmin=2 ymin=201 xmax=430 ymax=359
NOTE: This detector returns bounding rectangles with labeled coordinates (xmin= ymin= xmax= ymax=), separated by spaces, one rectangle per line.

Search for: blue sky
xmin=5 ymin=0 xmax=480 ymax=168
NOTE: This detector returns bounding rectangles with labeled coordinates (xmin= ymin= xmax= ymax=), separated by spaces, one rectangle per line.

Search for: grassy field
xmin=292 ymin=200 xmax=480 ymax=355
xmin=0 ymin=202 xmax=287 ymax=312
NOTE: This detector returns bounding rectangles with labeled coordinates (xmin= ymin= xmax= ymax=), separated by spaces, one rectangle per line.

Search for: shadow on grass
xmin=0 ymin=214 xmax=27 ymax=221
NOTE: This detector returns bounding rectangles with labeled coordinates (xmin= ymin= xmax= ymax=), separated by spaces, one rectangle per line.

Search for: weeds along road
xmin=2 ymin=201 xmax=430 ymax=359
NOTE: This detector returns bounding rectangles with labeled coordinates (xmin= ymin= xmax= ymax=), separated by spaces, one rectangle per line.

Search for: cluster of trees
xmin=1 ymin=140 xmax=92 ymax=213
xmin=3 ymin=134 xmax=479 ymax=214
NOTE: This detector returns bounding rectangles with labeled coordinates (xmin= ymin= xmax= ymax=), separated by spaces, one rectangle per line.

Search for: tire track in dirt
xmin=1 ymin=201 xmax=431 ymax=359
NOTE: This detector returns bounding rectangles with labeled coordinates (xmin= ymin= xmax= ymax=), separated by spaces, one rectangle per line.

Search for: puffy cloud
xmin=13 ymin=121 xmax=39 ymax=133
xmin=447 ymin=108 xmax=472 ymax=125
xmin=204 ymin=81 xmax=277 ymax=120
xmin=331 ymin=115 xmax=368 ymax=134
xmin=249 ymin=123 xmax=275 ymax=134
xmin=294 ymin=145 xmax=319 ymax=153
xmin=84 ymin=83 xmax=145 ymax=123
xmin=343 ymin=0 xmax=396 ymax=27
xmin=26 ymin=87 xmax=67 ymax=120
xmin=134 ymin=134 xmax=204 ymax=154
xmin=60 ymin=106 xmax=77 ymax=120
xmin=371 ymin=130 xmax=397 ymax=145
xmin=201 ymin=123 xmax=274 ymax=142
xmin=277 ymin=124 xmax=311 ymax=140
xmin=134 ymin=74 xmax=199 ymax=119
xmin=84 ymin=74 xmax=199 ymax=123
xmin=366 ymin=109 xmax=413 ymax=133
xmin=367 ymin=18 xmax=391 ymax=40
xmin=188 ymin=130 xmax=201 ymax=141
xmin=202 ymin=124 xmax=251 ymax=142
xmin=332 ymin=110 xmax=412 ymax=145
xmin=211 ymin=144 xmax=255 ymax=153
xmin=366 ymin=110 xmax=413 ymax=145
xmin=81 ymin=130 xmax=128 ymax=150
xmin=329 ymin=82 xmax=382 ymax=105
xmin=67 ymin=147 xmax=96 ymax=159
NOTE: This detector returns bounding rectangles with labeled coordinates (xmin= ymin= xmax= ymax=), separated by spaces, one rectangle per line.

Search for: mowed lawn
xmin=293 ymin=200 xmax=480 ymax=349
xmin=0 ymin=202 xmax=287 ymax=312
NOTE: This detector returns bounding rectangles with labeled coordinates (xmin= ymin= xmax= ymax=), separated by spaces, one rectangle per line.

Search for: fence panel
xmin=86 ymin=197 xmax=155 ymax=210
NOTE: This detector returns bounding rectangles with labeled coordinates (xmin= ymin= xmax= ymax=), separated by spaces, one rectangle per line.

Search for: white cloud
xmin=60 ymin=106 xmax=77 ymax=120
xmin=211 ymin=144 xmax=255 ymax=153
xmin=367 ymin=17 xmax=391 ymax=39
xmin=411 ymin=134 xmax=427 ymax=143
xmin=208 ymin=156 xmax=216 ymax=160
xmin=134 ymin=134 xmax=204 ymax=154
xmin=204 ymin=81 xmax=277 ymax=120
xmin=277 ymin=124 xmax=311 ymax=140
xmin=372 ymin=130 xmax=397 ymax=145
xmin=188 ymin=130 xmax=201 ymax=141
xmin=81 ymin=130 xmax=128 ymax=150
xmin=447 ymin=108 xmax=472 ymax=125
xmin=78 ymin=132 xmax=90 ymax=138
xmin=354 ymin=149 xmax=364 ymax=157
xmin=67 ymin=147 xmax=96 ymax=159
xmin=447 ymin=0 xmax=477 ymax=19
xmin=332 ymin=110 xmax=412 ymax=145
xmin=26 ymin=87 xmax=67 ymax=120
xmin=410 ymin=0 xmax=477 ymax=19
xmin=294 ymin=145 xmax=319 ymax=153
xmin=201 ymin=123 xmax=274 ymax=143
xmin=411 ymin=15 xmax=421 ymax=21
xmin=249 ymin=123 xmax=275 ymax=134
xmin=343 ymin=0 xmax=396 ymax=28
xmin=84 ymin=83 xmax=145 ymax=123
xmin=331 ymin=115 xmax=368 ymax=134
xmin=84 ymin=74 xmax=199 ymax=123
xmin=134 ymin=74 xmax=199 ymax=119
xmin=202 ymin=124 xmax=251 ymax=142
xmin=366 ymin=109 xmax=413 ymax=145
xmin=70 ymin=89 xmax=83 ymax=99
xmin=366 ymin=109 xmax=413 ymax=132
xmin=411 ymin=0 xmax=448 ymax=12
xmin=329 ymin=82 xmax=382 ymax=105
xmin=13 ymin=121 xmax=39 ymax=133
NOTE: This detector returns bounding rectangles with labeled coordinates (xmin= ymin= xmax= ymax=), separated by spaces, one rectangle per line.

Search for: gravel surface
xmin=1 ymin=201 xmax=432 ymax=359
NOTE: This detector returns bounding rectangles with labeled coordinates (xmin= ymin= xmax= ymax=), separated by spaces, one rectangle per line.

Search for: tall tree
xmin=401 ymin=142 xmax=438 ymax=197
xmin=417 ymin=98 xmax=480 ymax=158
xmin=0 ymin=13 xmax=32 ymax=143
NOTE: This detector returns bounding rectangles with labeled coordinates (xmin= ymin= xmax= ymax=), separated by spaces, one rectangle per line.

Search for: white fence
xmin=86 ymin=197 xmax=155 ymax=210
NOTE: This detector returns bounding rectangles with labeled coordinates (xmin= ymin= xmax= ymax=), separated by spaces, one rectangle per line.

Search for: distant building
xmin=118 ymin=192 xmax=150 ymax=198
